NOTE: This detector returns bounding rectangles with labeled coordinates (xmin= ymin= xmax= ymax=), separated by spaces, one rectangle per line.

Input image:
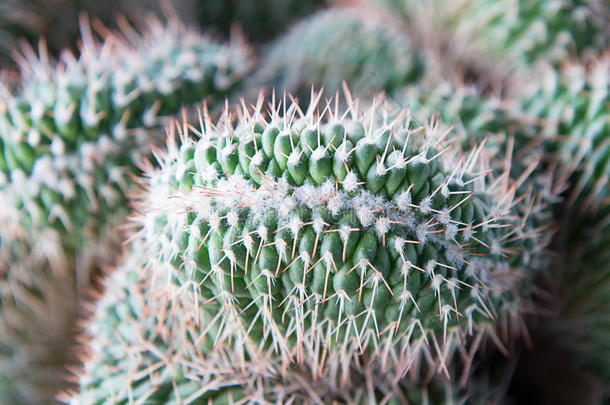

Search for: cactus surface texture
xmin=70 ymin=246 xmax=481 ymax=405
xmin=124 ymin=90 xmax=551 ymax=390
xmin=0 ymin=1 xmax=608 ymax=403
xmin=258 ymin=8 xmax=423 ymax=100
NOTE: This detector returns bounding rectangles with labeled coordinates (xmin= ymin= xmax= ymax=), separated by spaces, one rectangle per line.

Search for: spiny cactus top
xmin=132 ymin=90 xmax=550 ymax=385
xmin=257 ymin=8 xmax=423 ymax=99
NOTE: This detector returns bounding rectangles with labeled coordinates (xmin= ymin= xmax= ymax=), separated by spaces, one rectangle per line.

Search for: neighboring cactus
xmin=518 ymin=55 xmax=610 ymax=385
xmin=367 ymin=0 xmax=609 ymax=90
xmin=196 ymin=0 xmax=326 ymax=42
xmin=257 ymin=8 xmax=423 ymax=100
xmin=126 ymin=89 xmax=550 ymax=388
xmin=519 ymin=55 xmax=609 ymax=215
xmin=0 ymin=15 xmax=249 ymax=279
xmin=0 ymin=16 xmax=250 ymax=403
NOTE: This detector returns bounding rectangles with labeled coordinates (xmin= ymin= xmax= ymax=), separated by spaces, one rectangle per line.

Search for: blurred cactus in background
xmin=0 ymin=0 xmax=607 ymax=404
xmin=258 ymin=8 xmax=423 ymax=100
xmin=0 ymin=12 xmax=250 ymax=403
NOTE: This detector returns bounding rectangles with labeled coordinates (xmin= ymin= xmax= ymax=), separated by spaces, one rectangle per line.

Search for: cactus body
xmin=520 ymin=56 xmax=610 ymax=383
xmin=520 ymin=57 xmax=609 ymax=215
xmin=71 ymin=246 xmax=500 ymax=404
xmin=258 ymin=8 xmax=423 ymax=100
xmin=0 ymin=19 xmax=249 ymax=253
xmin=130 ymin=90 xmax=549 ymax=386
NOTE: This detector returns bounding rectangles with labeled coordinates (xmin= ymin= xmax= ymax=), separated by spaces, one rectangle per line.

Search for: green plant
xmin=519 ymin=55 xmax=610 ymax=386
xmin=69 ymin=243 xmax=483 ymax=404
xmin=257 ymin=8 xmax=423 ymax=100
xmin=123 ymin=90 xmax=551 ymax=387
xmin=0 ymin=16 xmax=250 ymax=403
xmin=367 ymin=0 xmax=609 ymax=90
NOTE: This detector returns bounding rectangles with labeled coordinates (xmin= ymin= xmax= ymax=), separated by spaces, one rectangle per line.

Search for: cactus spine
xmin=70 ymin=246 xmax=478 ymax=404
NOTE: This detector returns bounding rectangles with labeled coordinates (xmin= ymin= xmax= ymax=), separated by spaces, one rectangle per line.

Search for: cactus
xmin=0 ymin=15 xmax=249 ymax=281
xmin=69 ymin=246 xmax=479 ymax=404
xmin=519 ymin=56 xmax=609 ymax=216
xmin=257 ymin=8 xmax=423 ymax=100
xmin=368 ymin=0 xmax=609 ymax=89
xmin=121 ymin=89 xmax=551 ymax=389
xmin=0 ymin=16 xmax=250 ymax=403
xmin=518 ymin=55 xmax=610 ymax=385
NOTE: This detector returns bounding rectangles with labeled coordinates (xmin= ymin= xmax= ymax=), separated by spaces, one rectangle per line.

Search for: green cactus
xmin=519 ymin=56 xmax=609 ymax=215
xmin=120 ymin=89 xmax=552 ymax=389
xmin=0 ymin=16 xmax=249 ymax=275
xmin=518 ymin=55 xmax=610 ymax=385
xmin=70 ymin=243 xmax=509 ymax=404
xmin=368 ymin=0 xmax=609 ymax=89
xmin=257 ymin=8 xmax=424 ymax=100
xmin=0 ymin=16 xmax=250 ymax=403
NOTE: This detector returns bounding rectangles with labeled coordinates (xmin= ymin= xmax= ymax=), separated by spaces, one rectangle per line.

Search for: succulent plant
xmin=368 ymin=0 xmax=609 ymax=90
xmin=518 ymin=55 xmax=610 ymax=386
xmin=0 ymin=16 xmax=250 ymax=403
xmin=69 ymin=245 xmax=479 ymax=405
xmin=257 ymin=8 xmax=423 ymax=101
xmin=0 ymin=15 xmax=250 ymax=279
xmin=117 ymin=89 xmax=553 ymax=393
xmin=519 ymin=56 xmax=609 ymax=216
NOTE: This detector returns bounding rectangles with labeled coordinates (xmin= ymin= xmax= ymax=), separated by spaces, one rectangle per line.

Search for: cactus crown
xmin=131 ymin=89 xmax=549 ymax=385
